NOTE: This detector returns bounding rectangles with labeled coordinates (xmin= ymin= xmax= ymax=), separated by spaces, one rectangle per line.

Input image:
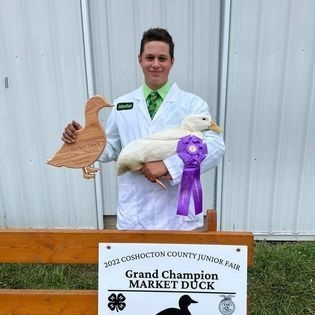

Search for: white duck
xmin=117 ymin=114 xmax=221 ymax=179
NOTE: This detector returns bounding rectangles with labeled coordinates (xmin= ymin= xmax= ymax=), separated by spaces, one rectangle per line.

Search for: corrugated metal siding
xmin=221 ymin=0 xmax=315 ymax=238
xmin=0 ymin=0 xmax=99 ymax=228
xmin=2 ymin=0 xmax=314 ymax=238
xmin=88 ymin=0 xmax=222 ymax=215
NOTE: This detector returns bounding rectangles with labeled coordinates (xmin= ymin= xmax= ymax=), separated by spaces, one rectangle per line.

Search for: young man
xmin=62 ymin=28 xmax=225 ymax=230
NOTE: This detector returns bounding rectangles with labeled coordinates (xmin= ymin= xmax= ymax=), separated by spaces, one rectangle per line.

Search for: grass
xmin=0 ymin=241 xmax=314 ymax=314
xmin=0 ymin=264 xmax=98 ymax=290
xmin=248 ymin=241 xmax=314 ymax=315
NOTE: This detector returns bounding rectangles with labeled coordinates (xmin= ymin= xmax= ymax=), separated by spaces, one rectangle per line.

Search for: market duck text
xmin=125 ymin=269 xmax=218 ymax=290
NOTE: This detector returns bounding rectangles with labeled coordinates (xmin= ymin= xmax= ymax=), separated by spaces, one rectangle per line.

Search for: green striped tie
xmin=147 ymin=91 xmax=159 ymax=118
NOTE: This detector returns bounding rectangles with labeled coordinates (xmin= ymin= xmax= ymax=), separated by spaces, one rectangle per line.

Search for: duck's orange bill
xmin=209 ymin=122 xmax=222 ymax=133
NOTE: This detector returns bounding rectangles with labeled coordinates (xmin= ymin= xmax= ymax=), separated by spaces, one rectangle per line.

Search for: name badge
xmin=117 ymin=102 xmax=133 ymax=110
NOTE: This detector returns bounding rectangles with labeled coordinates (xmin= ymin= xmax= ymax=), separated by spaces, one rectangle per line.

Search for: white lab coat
xmin=99 ymin=83 xmax=225 ymax=230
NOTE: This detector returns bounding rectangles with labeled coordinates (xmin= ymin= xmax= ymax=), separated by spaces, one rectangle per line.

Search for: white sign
xmin=98 ymin=243 xmax=247 ymax=315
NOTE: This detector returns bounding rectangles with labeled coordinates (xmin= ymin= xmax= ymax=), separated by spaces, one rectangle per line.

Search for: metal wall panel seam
xmin=188 ymin=0 xmax=194 ymax=90
xmin=293 ymin=39 xmax=315 ymax=233
xmin=217 ymin=0 xmax=231 ymax=230
xmin=269 ymin=1 xmax=294 ymax=233
xmin=104 ymin=0 xmax=114 ymax=100
xmin=132 ymin=0 xmax=139 ymax=85
xmin=245 ymin=0 xmax=264 ymax=232
xmin=80 ymin=0 xmax=104 ymax=229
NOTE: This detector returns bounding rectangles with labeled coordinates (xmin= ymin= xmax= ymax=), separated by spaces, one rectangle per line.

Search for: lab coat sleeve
xmin=98 ymin=106 xmax=122 ymax=162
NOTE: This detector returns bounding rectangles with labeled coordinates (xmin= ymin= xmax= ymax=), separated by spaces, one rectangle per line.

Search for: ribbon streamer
xmin=176 ymin=135 xmax=207 ymax=216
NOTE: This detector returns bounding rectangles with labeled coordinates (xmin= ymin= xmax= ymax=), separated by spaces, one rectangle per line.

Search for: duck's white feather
xmin=146 ymin=128 xmax=202 ymax=141
xmin=116 ymin=114 xmax=218 ymax=176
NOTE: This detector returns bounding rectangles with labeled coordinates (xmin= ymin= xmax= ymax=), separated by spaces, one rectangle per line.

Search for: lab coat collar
xmin=134 ymin=82 xmax=179 ymax=101
xmin=134 ymin=83 xmax=180 ymax=122
xmin=152 ymin=83 xmax=179 ymax=121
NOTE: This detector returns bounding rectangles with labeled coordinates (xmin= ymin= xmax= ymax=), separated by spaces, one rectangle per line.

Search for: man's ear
xmin=171 ymin=57 xmax=175 ymax=65
xmin=138 ymin=54 xmax=142 ymax=63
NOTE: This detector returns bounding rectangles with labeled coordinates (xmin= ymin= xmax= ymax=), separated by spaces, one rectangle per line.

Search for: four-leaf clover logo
xmin=108 ymin=293 xmax=126 ymax=312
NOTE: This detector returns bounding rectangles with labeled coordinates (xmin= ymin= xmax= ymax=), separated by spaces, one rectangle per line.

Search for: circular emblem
xmin=218 ymin=297 xmax=235 ymax=315
xmin=188 ymin=144 xmax=197 ymax=153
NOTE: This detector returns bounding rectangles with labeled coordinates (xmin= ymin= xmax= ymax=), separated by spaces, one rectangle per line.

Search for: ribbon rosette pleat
xmin=176 ymin=135 xmax=207 ymax=216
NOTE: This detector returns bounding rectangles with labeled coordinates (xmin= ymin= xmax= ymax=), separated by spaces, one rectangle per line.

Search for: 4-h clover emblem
xmin=107 ymin=293 xmax=126 ymax=312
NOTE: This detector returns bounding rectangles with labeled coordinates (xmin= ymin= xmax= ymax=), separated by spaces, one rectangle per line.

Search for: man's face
xmin=138 ymin=41 xmax=174 ymax=90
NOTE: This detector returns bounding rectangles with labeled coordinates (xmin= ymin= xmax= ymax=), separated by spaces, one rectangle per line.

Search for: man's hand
xmin=62 ymin=120 xmax=82 ymax=144
xmin=142 ymin=161 xmax=171 ymax=182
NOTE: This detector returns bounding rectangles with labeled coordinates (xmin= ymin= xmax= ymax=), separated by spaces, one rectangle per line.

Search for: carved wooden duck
xmin=47 ymin=95 xmax=113 ymax=179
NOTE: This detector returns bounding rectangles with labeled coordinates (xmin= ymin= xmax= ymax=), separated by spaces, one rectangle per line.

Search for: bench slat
xmin=0 ymin=289 xmax=97 ymax=315
xmin=0 ymin=229 xmax=254 ymax=266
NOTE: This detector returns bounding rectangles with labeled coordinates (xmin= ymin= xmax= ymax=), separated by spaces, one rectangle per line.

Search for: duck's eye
xmin=202 ymin=118 xmax=206 ymax=120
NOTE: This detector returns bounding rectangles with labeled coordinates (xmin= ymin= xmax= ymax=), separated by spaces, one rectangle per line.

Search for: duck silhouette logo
xmin=107 ymin=293 xmax=126 ymax=312
xmin=156 ymin=294 xmax=198 ymax=315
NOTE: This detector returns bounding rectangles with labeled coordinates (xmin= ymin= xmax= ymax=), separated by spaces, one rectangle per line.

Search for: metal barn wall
xmin=1 ymin=0 xmax=314 ymax=239
xmin=221 ymin=0 xmax=315 ymax=239
xmin=0 ymin=0 xmax=100 ymax=228
xmin=88 ymin=0 xmax=222 ymax=215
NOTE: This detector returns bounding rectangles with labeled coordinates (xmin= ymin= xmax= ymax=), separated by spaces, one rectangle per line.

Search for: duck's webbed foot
xmin=82 ymin=165 xmax=100 ymax=179
xmin=155 ymin=174 xmax=172 ymax=191
xmin=155 ymin=178 xmax=167 ymax=191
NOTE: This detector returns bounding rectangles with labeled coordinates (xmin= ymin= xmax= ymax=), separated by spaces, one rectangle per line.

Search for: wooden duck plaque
xmin=47 ymin=95 xmax=113 ymax=179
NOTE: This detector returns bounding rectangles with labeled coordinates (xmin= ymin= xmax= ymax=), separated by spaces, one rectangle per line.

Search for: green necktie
xmin=147 ymin=91 xmax=159 ymax=118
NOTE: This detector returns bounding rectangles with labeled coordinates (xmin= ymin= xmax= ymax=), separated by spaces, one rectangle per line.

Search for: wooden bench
xmin=0 ymin=210 xmax=254 ymax=315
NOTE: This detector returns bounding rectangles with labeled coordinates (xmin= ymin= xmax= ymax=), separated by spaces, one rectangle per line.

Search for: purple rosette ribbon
xmin=176 ymin=135 xmax=208 ymax=216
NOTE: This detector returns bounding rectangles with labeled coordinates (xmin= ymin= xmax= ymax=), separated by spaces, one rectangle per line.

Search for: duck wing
xmin=146 ymin=127 xmax=189 ymax=140
xmin=147 ymin=128 xmax=203 ymax=141
xmin=116 ymin=138 xmax=178 ymax=175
